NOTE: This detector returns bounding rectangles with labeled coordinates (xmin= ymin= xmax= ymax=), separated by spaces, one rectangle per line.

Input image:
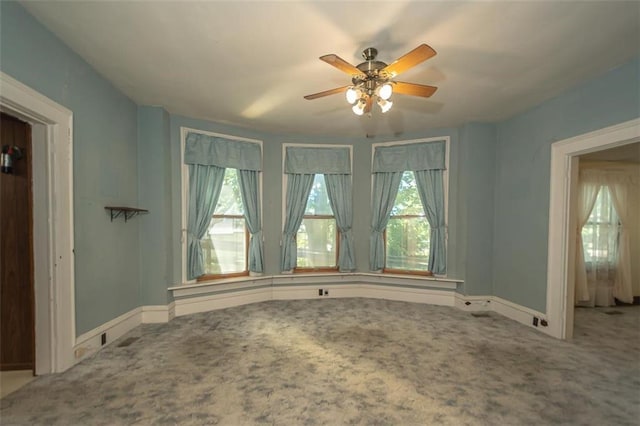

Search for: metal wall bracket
xmin=104 ymin=206 xmax=148 ymax=222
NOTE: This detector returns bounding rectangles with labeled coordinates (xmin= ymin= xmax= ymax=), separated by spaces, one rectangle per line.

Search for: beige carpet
xmin=1 ymin=298 xmax=638 ymax=425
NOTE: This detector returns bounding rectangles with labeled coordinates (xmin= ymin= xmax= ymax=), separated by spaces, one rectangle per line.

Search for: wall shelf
xmin=104 ymin=206 xmax=148 ymax=222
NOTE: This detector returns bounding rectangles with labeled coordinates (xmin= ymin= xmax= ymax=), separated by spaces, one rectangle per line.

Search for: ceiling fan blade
xmin=381 ymin=44 xmax=437 ymax=78
xmin=392 ymin=81 xmax=438 ymax=98
xmin=303 ymin=86 xmax=350 ymax=100
xmin=320 ymin=54 xmax=366 ymax=78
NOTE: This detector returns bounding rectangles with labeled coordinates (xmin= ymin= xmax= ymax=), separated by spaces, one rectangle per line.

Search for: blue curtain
xmin=281 ymin=173 xmax=315 ymax=271
xmin=369 ymin=171 xmax=402 ymax=271
xmin=238 ymin=169 xmax=263 ymax=273
xmin=285 ymin=146 xmax=351 ymax=174
xmin=324 ymin=174 xmax=355 ymax=271
xmin=372 ymin=140 xmax=445 ymax=172
xmin=185 ymin=133 xmax=261 ymax=171
xmin=414 ymin=169 xmax=446 ymax=274
xmin=187 ymin=164 xmax=225 ymax=280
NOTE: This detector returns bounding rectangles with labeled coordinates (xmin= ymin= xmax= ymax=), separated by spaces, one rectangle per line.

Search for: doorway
xmin=0 ymin=112 xmax=34 ymax=372
xmin=547 ymin=118 xmax=640 ymax=340
xmin=0 ymin=71 xmax=75 ymax=374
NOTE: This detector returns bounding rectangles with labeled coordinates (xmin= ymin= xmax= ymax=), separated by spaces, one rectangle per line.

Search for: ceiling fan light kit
xmin=305 ymin=44 xmax=438 ymax=116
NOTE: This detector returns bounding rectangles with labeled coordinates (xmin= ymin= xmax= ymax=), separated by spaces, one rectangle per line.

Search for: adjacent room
xmin=1 ymin=1 xmax=639 ymax=424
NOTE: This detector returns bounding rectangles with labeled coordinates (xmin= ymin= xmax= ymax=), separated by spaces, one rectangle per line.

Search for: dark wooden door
xmin=0 ymin=112 xmax=34 ymax=371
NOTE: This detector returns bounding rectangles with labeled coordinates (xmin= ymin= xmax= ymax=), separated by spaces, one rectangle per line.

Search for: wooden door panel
xmin=0 ymin=112 xmax=34 ymax=371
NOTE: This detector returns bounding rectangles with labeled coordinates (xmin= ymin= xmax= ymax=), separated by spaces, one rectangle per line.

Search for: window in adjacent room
xmin=385 ymin=170 xmax=431 ymax=274
xmin=201 ymin=168 xmax=248 ymax=277
xmin=581 ymin=186 xmax=619 ymax=265
xmin=296 ymin=174 xmax=338 ymax=270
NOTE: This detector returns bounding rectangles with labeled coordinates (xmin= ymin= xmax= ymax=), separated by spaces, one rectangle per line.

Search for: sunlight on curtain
xmin=580 ymin=186 xmax=619 ymax=307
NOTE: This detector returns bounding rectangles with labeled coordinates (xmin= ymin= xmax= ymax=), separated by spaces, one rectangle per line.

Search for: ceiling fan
xmin=304 ymin=44 xmax=438 ymax=115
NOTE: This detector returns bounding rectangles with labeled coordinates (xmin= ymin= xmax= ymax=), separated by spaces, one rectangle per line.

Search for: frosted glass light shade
xmin=377 ymin=98 xmax=392 ymax=113
xmin=345 ymin=87 xmax=358 ymax=104
xmin=352 ymin=99 xmax=366 ymax=115
xmin=378 ymin=83 xmax=393 ymax=100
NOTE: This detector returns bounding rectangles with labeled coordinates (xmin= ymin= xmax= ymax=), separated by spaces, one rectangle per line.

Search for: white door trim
xmin=0 ymin=71 xmax=75 ymax=373
xmin=547 ymin=118 xmax=640 ymax=339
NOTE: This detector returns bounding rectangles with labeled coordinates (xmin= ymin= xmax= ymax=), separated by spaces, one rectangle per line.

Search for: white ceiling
xmin=20 ymin=1 xmax=640 ymax=138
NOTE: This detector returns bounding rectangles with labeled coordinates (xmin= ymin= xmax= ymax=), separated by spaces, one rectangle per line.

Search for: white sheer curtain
xmin=577 ymin=165 xmax=637 ymax=307
xmin=607 ymin=177 xmax=634 ymax=304
xmin=575 ymin=178 xmax=600 ymax=302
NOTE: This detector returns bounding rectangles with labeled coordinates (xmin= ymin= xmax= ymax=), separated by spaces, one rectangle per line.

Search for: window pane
xmin=296 ymin=218 xmax=336 ymax=268
xmin=214 ymin=168 xmax=244 ymax=215
xmin=582 ymin=187 xmax=619 ymax=262
xmin=203 ymin=217 xmax=246 ymax=274
xmin=391 ymin=171 xmax=424 ymax=216
xmin=305 ymin=174 xmax=333 ymax=215
xmin=204 ymin=168 xmax=247 ymax=275
xmin=386 ymin=217 xmax=430 ymax=270
xmin=386 ymin=170 xmax=430 ymax=272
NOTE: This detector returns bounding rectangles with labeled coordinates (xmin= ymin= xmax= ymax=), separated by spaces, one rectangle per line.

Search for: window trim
xmin=282 ymin=143 xmax=353 ymax=273
xmin=181 ymin=127 xmax=263 ymax=284
xmin=371 ymin=137 xmax=450 ymax=277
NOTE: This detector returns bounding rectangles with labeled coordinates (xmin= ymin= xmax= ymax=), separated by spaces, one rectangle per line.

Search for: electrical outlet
xmin=318 ymin=289 xmax=323 ymax=296
xmin=532 ymin=317 xmax=539 ymax=327
xmin=324 ymin=289 xmax=328 ymax=296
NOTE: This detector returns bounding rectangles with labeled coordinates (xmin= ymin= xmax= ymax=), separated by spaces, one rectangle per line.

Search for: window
xmin=296 ymin=174 xmax=337 ymax=270
xmin=385 ymin=171 xmax=431 ymax=274
xmin=201 ymin=168 xmax=248 ymax=277
xmin=582 ymin=186 xmax=619 ymax=264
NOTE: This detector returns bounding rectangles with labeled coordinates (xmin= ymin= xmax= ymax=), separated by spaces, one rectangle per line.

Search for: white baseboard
xmin=176 ymin=284 xmax=457 ymax=316
xmin=455 ymin=294 xmax=551 ymax=334
xmin=491 ymin=296 xmax=551 ymax=335
xmin=454 ymin=294 xmax=492 ymax=311
xmin=174 ymin=287 xmax=272 ymax=317
xmin=142 ymin=303 xmax=175 ymax=323
xmin=73 ymin=307 xmax=142 ymax=363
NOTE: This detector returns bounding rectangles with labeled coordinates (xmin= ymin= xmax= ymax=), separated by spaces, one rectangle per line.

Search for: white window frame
xmin=180 ymin=127 xmax=263 ymax=284
xmin=281 ymin=143 xmax=353 ymax=272
xmin=371 ymin=136 xmax=450 ymax=276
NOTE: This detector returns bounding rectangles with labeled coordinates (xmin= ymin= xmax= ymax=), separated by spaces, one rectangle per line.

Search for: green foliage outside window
xmin=385 ymin=171 xmax=430 ymax=271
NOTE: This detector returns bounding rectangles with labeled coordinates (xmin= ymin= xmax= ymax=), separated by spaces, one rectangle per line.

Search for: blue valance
xmin=184 ymin=132 xmax=262 ymax=171
xmin=372 ymin=140 xmax=446 ymax=172
xmin=285 ymin=147 xmax=351 ymax=174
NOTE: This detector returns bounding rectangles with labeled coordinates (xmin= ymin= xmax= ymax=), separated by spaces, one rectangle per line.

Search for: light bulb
xmin=378 ymin=83 xmax=393 ymax=100
xmin=352 ymin=99 xmax=366 ymax=115
xmin=377 ymin=98 xmax=393 ymax=113
xmin=345 ymin=87 xmax=358 ymax=104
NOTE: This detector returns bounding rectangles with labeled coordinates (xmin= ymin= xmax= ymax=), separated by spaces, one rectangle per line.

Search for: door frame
xmin=546 ymin=117 xmax=640 ymax=339
xmin=0 ymin=71 xmax=75 ymax=373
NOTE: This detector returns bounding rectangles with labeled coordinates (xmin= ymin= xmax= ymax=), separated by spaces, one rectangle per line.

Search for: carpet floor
xmin=1 ymin=298 xmax=638 ymax=425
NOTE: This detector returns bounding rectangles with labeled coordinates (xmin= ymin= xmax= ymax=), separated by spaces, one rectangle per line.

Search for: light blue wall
xmin=138 ymin=106 xmax=173 ymax=305
xmin=493 ymin=57 xmax=640 ymax=311
xmin=0 ymin=2 xmax=140 ymax=335
xmin=459 ymin=123 xmax=496 ymax=296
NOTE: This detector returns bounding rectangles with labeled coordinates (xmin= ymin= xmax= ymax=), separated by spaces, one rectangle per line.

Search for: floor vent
xmin=471 ymin=312 xmax=491 ymax=318
xmin=117 ymin=337 xmax=140 ymax=347
xmin=603 ymin=311 xmax=623 ymax=316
